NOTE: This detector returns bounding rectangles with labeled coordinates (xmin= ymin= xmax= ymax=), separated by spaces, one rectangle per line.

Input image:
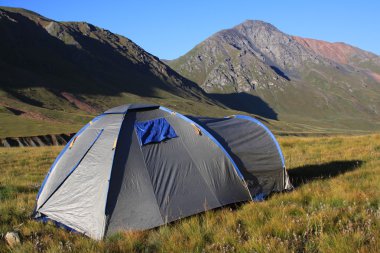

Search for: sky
xmin=1 ymin=0 xmax=379 ymax=59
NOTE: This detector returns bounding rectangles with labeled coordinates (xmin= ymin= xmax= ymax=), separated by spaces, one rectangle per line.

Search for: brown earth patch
xmin=60 ymin=92 xmax=98 ymax=114
xmin=21 ymin=110 xmax=51 ymax=121
xmin=293 ymin=36 xmax=358 ymax=65
xmin=369 ymin=72 xmax=380 ymax=83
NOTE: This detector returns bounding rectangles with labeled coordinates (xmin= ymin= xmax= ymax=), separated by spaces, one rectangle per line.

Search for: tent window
xmin=135 ymin=118 xmax=178 ymax=146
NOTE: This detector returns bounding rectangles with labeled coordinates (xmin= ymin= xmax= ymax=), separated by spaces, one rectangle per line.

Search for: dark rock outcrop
xmin=0 ymin=133 xmax=74 ymax=147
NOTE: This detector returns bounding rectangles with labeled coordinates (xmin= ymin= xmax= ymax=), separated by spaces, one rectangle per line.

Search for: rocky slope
xmin=293 ymin=36 xmax=380 ymax=82
xmin=168 ymin=20 xmax=380 ymax=130
xmin=0 ymin=133 xmax=74 ymax=147
xmin=293 ymin=36 xmax=380 ymax=67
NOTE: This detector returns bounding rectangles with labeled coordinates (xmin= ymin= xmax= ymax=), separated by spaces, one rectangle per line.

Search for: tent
xmin=33 ymin=104 xmax=292 ymax=239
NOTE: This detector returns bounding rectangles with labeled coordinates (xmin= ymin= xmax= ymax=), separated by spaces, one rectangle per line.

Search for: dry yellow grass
xmin=0 ymin=134 xmax=379 ymax=252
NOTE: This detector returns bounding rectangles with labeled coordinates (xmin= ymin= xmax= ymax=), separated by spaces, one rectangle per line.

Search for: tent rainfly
xmin=33 ymin=104 xmax=293 ymax=239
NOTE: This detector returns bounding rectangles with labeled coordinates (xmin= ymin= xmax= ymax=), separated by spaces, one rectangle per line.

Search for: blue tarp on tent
xmin=135 ymin=117 xmax=177 ymax=145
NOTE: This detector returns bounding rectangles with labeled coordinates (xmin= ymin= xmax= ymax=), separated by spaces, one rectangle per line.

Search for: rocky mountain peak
xmin=167 ymin=19 xmax=380 ymax=127
xmin=235 ymin=19 xmax=280 ymax=32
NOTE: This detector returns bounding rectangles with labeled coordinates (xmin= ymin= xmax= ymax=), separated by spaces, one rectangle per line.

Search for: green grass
xmin=0 ymin=89 xmax=225 ymax=138
xmin=0 ymin=134 xmax=379 ymax=252
xmin=2 ymin=86 xmax=354 ymax=138
xmin=0 ymin=113 xmax=88 ymax=138
xmin=2 ymin=94 xmax=378 ymax=139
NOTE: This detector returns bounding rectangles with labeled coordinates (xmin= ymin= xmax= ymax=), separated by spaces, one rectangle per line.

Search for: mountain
xmin=0 ymin=7 xmax=228 ymax=137
xmin=167 ymin=20 xmax=380 ymax=131
xmin=1 ymin=9 xmax=379 ymax=137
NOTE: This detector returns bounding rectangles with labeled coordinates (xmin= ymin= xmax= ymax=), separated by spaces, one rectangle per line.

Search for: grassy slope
xmin=0 ymin=134 xmax=379 ymax=252
xmin=0 ymin=114 xmax=84 ymax=138
xmin=0 ymin=7 xmax=226 ymax=138
xmin=0 ymin=89 xmax=227 ymax=138
xmin=2 ymin=86 xmax=378 ymax=138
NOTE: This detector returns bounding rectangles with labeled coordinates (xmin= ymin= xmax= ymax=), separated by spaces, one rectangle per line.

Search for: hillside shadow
xmin=0 ymin=10 xmax=201 ymax=99
xmin=210 ymin=92 xmax=278 ymax=120
xmin=3 ymin=89 xmax=44 ymax=107
xmin=4 ymin=106 xmax=24 ymax=115
xmin=288 ymin=160 xmax=363 ymax=187
xmin=270 ymin=65 xmax=290 ymax=81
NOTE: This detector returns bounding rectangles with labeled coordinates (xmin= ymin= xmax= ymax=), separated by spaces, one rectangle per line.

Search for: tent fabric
xmin=189 ymin=115 xmax=289 ymax=197
xmin=139 ymin=112 xmax=250 ymax=224
xmin=135 ymin=117 xmax=177 ymax=146
xmin=33 ymin=104 xmax=292 ymax=240
xmin=36 ymin=114 xmax=124 ymax=210
xmin=235 ymin=115 xmax=285 ymax=166
xmin=161 ymin=107 xmax=246 ymax=181
xmin=39 ymin=128 xmax=117 ymax=239
xmin=104 ymin=112 xmax=165 ymax=235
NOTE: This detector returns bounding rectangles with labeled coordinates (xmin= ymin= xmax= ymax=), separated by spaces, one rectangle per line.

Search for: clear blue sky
xmin=1 ymin=0 xmax=379 ymax=59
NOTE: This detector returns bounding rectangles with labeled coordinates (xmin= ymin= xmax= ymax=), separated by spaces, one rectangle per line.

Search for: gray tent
xmin=33 ymin=104 xmax=292 ymax=239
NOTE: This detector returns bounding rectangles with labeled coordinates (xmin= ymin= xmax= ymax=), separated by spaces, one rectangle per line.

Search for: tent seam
xmin=134 ymin=129 xmax=166 ymax=225
xmin=102 ymin=113 xmax=127 ymax=238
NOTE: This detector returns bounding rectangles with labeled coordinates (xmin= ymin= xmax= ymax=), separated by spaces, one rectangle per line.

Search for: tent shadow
xmin=287 ymin=160 xmax=363 ymax=188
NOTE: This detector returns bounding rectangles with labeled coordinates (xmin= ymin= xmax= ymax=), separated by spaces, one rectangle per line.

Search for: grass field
xmin=2 ymin=90 xmax=379 ymax=139
xmin=0 ymin=134 xmax=379 ymax=252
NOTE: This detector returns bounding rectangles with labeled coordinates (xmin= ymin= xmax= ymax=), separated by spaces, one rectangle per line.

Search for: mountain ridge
xmin=0 ymin=7 xmax=233 ymax=137
xmin=167 ymin=20 xmax=380 ymax=131
xmin=0 ymin=7 xmax=206 ymax=96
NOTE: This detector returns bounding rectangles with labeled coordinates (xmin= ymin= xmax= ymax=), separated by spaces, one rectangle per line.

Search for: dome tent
xmin=33 ymin=104 xmax=292 ymax=239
